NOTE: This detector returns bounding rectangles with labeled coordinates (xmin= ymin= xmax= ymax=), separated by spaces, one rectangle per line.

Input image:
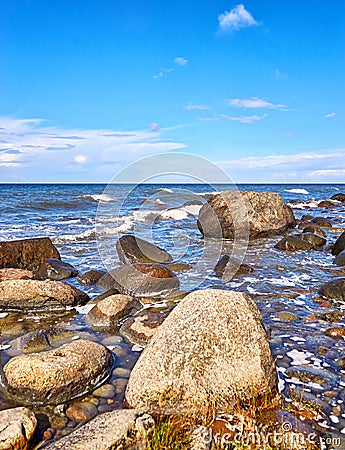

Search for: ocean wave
xmin=284 ymin=188 xmax=309 ymax=195
xmin=157 ymin=188 xmax=173 ymax=194
xmin=77 ymin=194 xmax=115 ymax=203
xmin=56 ymin=228 xmax=96 ymax=243
xmin=287 ymin=200 xmax=319 ymax=209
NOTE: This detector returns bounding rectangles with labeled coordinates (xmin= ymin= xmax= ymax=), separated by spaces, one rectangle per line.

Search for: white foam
xmin=287 ymin=349 xmax=313 ymax=365
xmin=0 ymin=312 xmax=8 ymax=318
xmin=285 ymin=188 xmax=309 ymax=195
xmin=287 ymin=200 xmax=319 ymax=209
xmin=75 ymin=304 xmax=96 ymax=314
xmin=0 ymin=345 xmax=11 ymax=350
xmin=78 ymin=194 xmax=115 ymax=203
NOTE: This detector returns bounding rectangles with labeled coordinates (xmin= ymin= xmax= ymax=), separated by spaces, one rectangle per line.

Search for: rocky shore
xmin=1 ymin=189 xmax=345 ymax=449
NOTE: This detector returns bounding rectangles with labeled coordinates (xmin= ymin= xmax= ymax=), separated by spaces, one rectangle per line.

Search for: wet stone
xmin=92 ymin=384 xmax=116 ymax=399
xmin=77 ymin=269 xmax=106 ymax=285
xmin=66 ymin=401 xmax=98 ymax=422
xmin=277 ymin=311 xmax=298 ymax=321
xmin=325 ymin=327 xmax=345 ymax=339
xmin=334 ymin=250 xmax=345 ymax=266
xmin=112 ymin=367 xmax=131 ymax=379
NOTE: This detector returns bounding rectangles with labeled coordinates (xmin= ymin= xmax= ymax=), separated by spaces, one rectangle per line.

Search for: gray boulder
xmin=0 ymin=279 xmax=89 ymax=310
xmin=116 ymin=234 xmax=173 ymax=264
xmin=37 ymin=258 xmax=77 ymax=281
xmin=0 ymin=407 xmax=37 ymax=450
xmin=3 ymin=339 xmax=113 ymax=405
xmin=198 ymin=191 xmax=295 ymax=239
xmin=334 ymin=250 xmax=345 ymax=266
xmin=42 ymin=409 xmax=154 ymax=450
xmin=125 ymin=289 xmax=277 ymax=415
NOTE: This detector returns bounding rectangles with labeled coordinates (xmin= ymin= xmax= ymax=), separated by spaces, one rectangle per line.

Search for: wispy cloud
xmin=229 ymin=97 xmax=286 ymax=109
xmin=174 ymin=57 xmax=188 ymax=66
xmin=184 ymin=103 xmax=210 ymax=111
xmin=0 ymin=117 xmax=186 ymax=181
xmin=274 ymin=69 xmax=288 ymax=79
xmin=153 ymin=68 xmax=174 ymax=79
xmin=220 ymin=114 xmax=263 ymax=124
xmin=218 ymin=4 xmax=259 ymax=33
xmin=324 ymin=112 xmax=336 ymax=119
xmin=306 ymin=169 xmax=345 ymax=178
xmin=148 ymin=122 xmax=160 ymax=131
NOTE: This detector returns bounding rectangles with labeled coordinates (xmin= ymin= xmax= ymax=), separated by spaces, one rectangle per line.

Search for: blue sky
xmin=0 ymin=0 xmax=344 ymax=183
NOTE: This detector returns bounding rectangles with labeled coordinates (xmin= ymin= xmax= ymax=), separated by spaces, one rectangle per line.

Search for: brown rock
xmin=77 ymin=269 xmax=106 ymax=285
xmin=42 ymin=409 xmax=154 ymax=450
xmin=0 ymin=407 xmax=37 ymax=450
xmin=120 ymin=309 xmax=171 ymax=347
xmin=98 ymin=264 xmax=179 ymax=298
xmin=331 ymin=193 xmax=345 ymax=203
xmin=0 ymin=279 xmax=89 ymax=310
xmin=274 ymin=235 xmax=314 ymax=251
xmin=0 ymin=237 xmax=60 ymax=271
xmin=3 ymin=339 xmax=113 ymax=405
xmin=319 ymin=278 xmax=345 ymax=302
xmin=37 ymin=258 xmax=77 ymax=281
xmin=116 ymin=234 xmax=172 ymax=264
xmin=87 ymin=294 xmax=141 ymax=329
xmin=214 ymin=255 xmax=254 ymax=278
xmin=198 ymin=191 xmax=295 ymax=239
xmin=0 ymin=268 xmax=35 ymax=282
xmin=66 ymin=402 xmax=98 ymax=422
xmin=332 ymin=230 xmax=345 ymax=256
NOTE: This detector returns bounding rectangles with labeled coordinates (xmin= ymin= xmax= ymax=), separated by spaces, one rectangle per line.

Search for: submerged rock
xmin=319 ymin=278 xmax=345 ymax=302
xmin=214 ymin=255 xmax=254 ymax=278
xmin=120 ymin=309 xmax=171 ymax=347
xmin=116 ymin=234 xmax=173 ymax=264
xmin=0 ymin=407 xmax=37 ymax=450
xmin=77 ymin=269 xmax=106 ymax=285
xmin=3 ymin=339 xmax=113 ymax=405
xmin=66 ymin=401 xmax=98 ymax=422
xmin=42 ymin=409 xmax=154 ymax=450
xmin=87 ymin=294 xmax=141 ymax=329
xmin=198 ymin=191 xmax=295 ymax=239
xmin=302 ymin=224 xmax=327 ymax=236
xmin=0 ymin=237 xmax=60 ymax=271
xmin=98 ymin=263 xmax=179 ymax=298
xmin=125 ymin=289 xmax=277 ymax=415
xmin=332 ymin=230 xmax=345 ymax=256
xmin=0 ymin=268 xmax=35 ymax=281
xmin=9 ymin=328 xmax=75 ymax=354
xmin=274 ymin=235 xmax=314 ymax=251
xmin=331 ymin=193 xmax=345 ymax=203
xmin=37 ymin=258 xmax=78 ymax=281
xmin=310 ymin=217 xmax=333 ymax=227
xmin=0 ymin=279 xmax=89 ymax=310
xmin=300 ymin=232 xmax=327 ymax=248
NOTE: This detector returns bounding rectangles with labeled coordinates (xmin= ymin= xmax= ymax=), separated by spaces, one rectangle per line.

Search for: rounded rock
xmin=3 ymin=339 xmax=113 ymax=405
xmin=0 ymin=407 xmax=37 ymax=450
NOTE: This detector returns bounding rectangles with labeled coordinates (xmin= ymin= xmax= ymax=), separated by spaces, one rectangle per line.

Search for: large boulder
xmin=87 ymin=294 xmax=141 ymax=329
xmin=125 ymin=289 xmax=278 ymax=415
xmin=332 ymin=231 xmax=345 ymax=256
xmin=0 ymin=279 xmax=89 ymax=310
xmin=0 ymin=268 xmax=35 ymax=281
xmin=319 ymin=279 xmax=345 ymax=302
xmin=116 ymin=234 xmax=173 ymax=264
xmin=42 ymin=409 xmax=154 ymax=450
xmin=0 ymin=407 xmax=37 ymax=450
xmin=0 ymin=237 xmax=60 ymax=271
xmin=198 ymin=191 xmax=295 ymax=239
xmin=98 ymin=263 xmax=179 ymax=298
xmin=2 ymin=339 xmax=113 ymax=405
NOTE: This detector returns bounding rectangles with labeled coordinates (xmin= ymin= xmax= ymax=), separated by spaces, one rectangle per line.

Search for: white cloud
xmin=306 ymin=169 xmax=345 ymax=178
xmin=174 ymin=57 xmax=188 ymax=66
xmin=0 ymin=117 xmax=186 ymax=181
xmin=218 ymin=150 xmax=345 ymax=170
xmin=148 ymin=122 xmax=160 ymax=131
xmin=218 ymin=4 xmax=259 ymax=33
xmin=324 ymin=112 xmax=336 ymax=119
xmin=74 ymin=154 xmax=87 ymax=164
xmin=229 ymin=97 xmax=286 ymax=109
xmin=184 ymin=104 xmax=210 ymax=111
xmin=220 ymin=114 xmax=262 ymax=124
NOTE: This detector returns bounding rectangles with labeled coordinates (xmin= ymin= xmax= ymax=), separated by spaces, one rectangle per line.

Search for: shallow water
xmin=1 ymin=183 xmax=345 ymax=439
